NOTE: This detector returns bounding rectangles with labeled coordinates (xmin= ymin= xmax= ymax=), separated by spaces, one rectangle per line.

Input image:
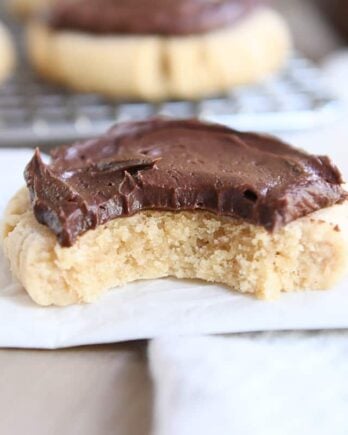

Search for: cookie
xmin=27 ymin=1 xmax=291 ymax=100
xmin=2 ymin=119 xmax=347 ymax=306
xmin=0 ymin=22 xmax=15 ymax=86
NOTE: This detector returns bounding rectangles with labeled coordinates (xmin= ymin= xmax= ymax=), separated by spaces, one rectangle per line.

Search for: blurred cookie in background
xmin=0 ymin=21 xmax=15 ymax=86
xmin=26 ymin=0 xmax=292 ymax=101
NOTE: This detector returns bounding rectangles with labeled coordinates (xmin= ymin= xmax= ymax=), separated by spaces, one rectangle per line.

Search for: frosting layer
xmin=47 ymin=0 xmax=262 ymax=35
xmin=25 ymin=118 xmax=346 ymax=247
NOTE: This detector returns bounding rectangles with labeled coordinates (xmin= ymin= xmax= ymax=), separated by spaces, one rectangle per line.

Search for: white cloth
xmin=149 ymin=333 xmax=348 ymax=435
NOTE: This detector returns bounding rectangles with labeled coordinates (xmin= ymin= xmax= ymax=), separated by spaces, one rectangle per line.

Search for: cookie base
xmin=27 ymin=8 xmax=291 ymax=101
xmin=2 ymin=188 xmax=347 ymax=306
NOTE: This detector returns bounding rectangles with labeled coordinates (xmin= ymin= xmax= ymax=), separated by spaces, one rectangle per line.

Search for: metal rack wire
xmin=0 ymin=10 xmax=342 ymax=147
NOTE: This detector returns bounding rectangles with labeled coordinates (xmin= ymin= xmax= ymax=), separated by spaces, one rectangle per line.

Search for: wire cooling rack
xmin=0 ymin=2 xmax=343 ymax=147
xmin=0 ymin=50 xmax=343 ymax=147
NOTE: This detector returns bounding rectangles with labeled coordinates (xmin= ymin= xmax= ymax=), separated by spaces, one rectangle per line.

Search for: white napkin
xmin=149 ymin=333 xmax=348 ymax=435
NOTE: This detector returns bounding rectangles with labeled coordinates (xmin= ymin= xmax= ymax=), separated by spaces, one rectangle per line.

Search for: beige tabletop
xmin=0 ymin=1 xmax=344 ymax=434
xmin=0 ymin=343 xmax=153 ymax=435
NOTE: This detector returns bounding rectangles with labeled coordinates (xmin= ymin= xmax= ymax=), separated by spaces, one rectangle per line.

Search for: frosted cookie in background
xmin=26 ymin=0 xmax=292 ymax=101
xmin=0 ymin=22 xmax=15 ymax=86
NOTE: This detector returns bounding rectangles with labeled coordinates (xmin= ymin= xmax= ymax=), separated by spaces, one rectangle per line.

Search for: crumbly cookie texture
xmin=2 ymin=188 xmax=348 ymax=306
xmin=27 ymin=8 xmax=291 ymax=101
xmin=0 ymin=22 xmax=15 ymax=86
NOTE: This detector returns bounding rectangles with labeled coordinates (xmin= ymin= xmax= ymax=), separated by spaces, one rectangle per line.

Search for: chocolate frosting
xmin=47 ymin=0 xmax=262 ymax=36
xmin=25 ymin=119 xmax=346 ymax=247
